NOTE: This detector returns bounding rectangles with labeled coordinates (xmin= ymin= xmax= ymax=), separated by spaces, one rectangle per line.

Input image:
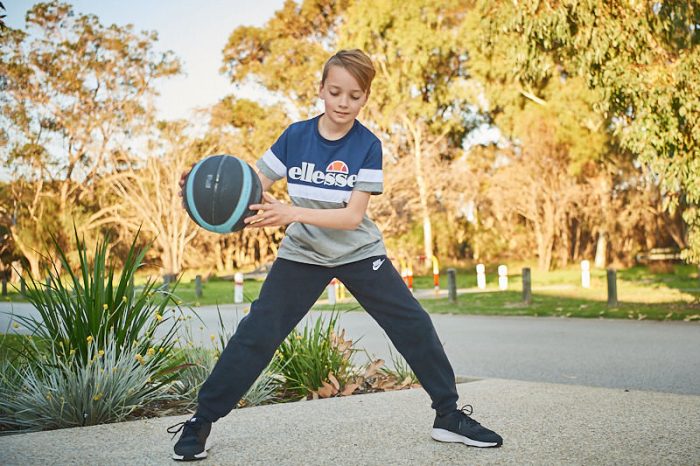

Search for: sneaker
xmin=431 ymin=405 xmax=503 ymax=448
xmin=168 ymin=416 xmax=212 ymax=461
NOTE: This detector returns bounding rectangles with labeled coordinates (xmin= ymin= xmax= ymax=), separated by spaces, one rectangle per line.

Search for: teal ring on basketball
xmin=184 ymin=155 xmax=262 ymax=234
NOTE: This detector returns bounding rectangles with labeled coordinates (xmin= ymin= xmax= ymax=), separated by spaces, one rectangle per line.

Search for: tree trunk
xmin=411 ymin=124 xmax=433 ymax=270
xmin=594 ymin=232 xmax=607 ymax=268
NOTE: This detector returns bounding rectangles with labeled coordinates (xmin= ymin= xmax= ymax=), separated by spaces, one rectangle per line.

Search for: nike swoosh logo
xmin=372 ymin=259 xmax=385 ymax=271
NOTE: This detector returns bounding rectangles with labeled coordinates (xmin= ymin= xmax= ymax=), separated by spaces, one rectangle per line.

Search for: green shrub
xmin=380 ymin=345 xmax=418 ymax=386
xmin=15 ymin=228 xmax=183 ymax=381
xmin=275 ymin=311 xmax=357 ymax=399
xmin=171 ymin=310 xmax=282 ymax=409
xmin=0 ymin=334 xmax=168 ymax=431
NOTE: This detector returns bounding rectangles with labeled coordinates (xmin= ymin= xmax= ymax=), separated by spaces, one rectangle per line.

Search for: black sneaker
xmin=168 ymin=416 xmax=212 ymax=461
xmin=431 ymin=405 xmax=503 ymax=448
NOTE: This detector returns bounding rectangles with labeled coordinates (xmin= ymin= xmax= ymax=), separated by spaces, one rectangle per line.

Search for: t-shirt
xmin=256 ymin=115 xmax=386 ymax=266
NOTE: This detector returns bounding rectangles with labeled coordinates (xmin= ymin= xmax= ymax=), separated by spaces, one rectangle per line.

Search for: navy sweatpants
xmin=196 ymin=256 xmax=459 ymax=422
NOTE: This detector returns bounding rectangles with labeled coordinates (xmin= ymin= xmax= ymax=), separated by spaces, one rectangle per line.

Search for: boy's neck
xmin=318 ymin=114 xmax=353 ymax=141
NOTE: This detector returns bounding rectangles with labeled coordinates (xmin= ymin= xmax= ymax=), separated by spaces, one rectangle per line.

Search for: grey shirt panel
xmin=353 ymin=180 xmax=383 ymax=195
xmin=276 ymin=197 xmax=386 ymax=267
xmin=256 ymin=159 xmax=282 ymax=182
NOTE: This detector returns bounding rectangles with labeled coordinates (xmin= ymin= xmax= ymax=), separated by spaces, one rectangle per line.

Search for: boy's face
xmin=319 ymin=65 xmax=368 ymax=127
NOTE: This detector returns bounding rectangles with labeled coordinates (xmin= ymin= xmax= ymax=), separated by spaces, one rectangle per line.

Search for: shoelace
xmin=456 ymin=404 xmax=480 ymax=430
xmin=167 ymin=418 xmax=197 ymax=440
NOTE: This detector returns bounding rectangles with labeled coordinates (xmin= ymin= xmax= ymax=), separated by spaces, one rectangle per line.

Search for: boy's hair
xmin=321 ymin=49 xmax=376 ymax=95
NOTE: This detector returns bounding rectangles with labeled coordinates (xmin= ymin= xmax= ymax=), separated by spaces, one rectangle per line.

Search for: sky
xmin=6 ymin=0 xmax=287 ymax=120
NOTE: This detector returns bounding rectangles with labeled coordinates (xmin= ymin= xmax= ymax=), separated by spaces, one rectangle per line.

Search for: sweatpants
xmin=196 ymin=255 xmax=459 ymax=422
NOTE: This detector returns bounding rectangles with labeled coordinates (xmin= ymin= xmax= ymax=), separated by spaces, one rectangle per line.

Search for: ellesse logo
xmin=288 ymin=161 xmax=357 ymax=187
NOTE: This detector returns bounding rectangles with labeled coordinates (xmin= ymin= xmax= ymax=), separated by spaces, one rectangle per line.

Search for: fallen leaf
xmin=340 ymin=383 xmax=360 ymax=396
xmin=317 ymin=381 xmax=335 ymax=398
xmin=398 ymin=376 xmax=413 ymax=388
xmin=364 ymin=359 xmax=384 ymax=378
xmin=328 ymin=372 xmax=340 ymax=391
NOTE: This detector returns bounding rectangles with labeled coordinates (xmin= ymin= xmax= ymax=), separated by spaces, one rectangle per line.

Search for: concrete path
xmin=1 ymin=378 xmax=698 ymax=465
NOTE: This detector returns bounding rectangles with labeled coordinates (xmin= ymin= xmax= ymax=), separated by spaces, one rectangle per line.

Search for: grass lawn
xmin=3 ymin=263 xmax=698 ymax=321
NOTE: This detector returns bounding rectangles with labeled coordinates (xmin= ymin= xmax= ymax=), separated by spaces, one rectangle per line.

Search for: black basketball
xmin=183 ymin=154 xmax=262 ymax=233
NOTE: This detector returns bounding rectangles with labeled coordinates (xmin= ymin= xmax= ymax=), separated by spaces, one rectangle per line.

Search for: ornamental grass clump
xmin=275 ymin=311 xmax=358 ymax=399
xmin=14 ymin=228 xmax=183 ymax=382
xmin=0 ymin=334 xmax=168 ymax=431
xmin=171 ymin=310 xmax=282 ymax=410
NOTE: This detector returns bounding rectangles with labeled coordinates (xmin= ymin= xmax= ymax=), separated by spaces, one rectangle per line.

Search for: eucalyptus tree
xmin=340 ymin=0 xmax=476 ymax=266
xmin=220 ymin=0 xmax=349 ymax=117
xmin=0 ymin=1 xmax=180 ymax=274
xmin=470 ymin=0 xmax=700 ymax=263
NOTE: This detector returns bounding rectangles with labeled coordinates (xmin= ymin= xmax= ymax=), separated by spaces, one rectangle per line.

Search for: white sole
xmin=431 ymin=428 xmax=499 ymax=448
xmin=172 ymin=438 xmax=213 ymax=461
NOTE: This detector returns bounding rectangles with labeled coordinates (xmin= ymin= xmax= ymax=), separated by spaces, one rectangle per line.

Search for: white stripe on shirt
xmin=262 ymin=149 xmax=287 ymax=178
xmin=357 ymin=168 xmax=383 ymax=183
xmin=288 ymin=183 xmax=351 ymax=203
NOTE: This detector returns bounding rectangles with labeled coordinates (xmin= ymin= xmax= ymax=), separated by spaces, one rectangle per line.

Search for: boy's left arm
xmin=245 ymin=190 xmax=370 ymax=231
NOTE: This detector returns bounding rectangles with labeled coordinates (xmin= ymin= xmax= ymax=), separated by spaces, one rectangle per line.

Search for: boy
xmin=170 ymin=49 xmax=502 ymax=461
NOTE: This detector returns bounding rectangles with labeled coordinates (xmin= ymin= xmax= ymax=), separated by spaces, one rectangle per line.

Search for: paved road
xmin=3 ymin=301 xmax=699 ymax=395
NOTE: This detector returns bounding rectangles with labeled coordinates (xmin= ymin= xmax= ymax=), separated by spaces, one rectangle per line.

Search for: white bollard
xmin=476 ymin=263 xmax=486 ymax=290
xmin=498 ymin=265 xmax=508 ymax=290
xmin=234 ymin=272 xmax=244 ymax=304
xmin=327 ymin=278 xmax=337 ymax=305
xmin=581 ymin=260 xmax=591 ymax=288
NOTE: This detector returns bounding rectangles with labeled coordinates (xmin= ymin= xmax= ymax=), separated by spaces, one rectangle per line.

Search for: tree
xmin=472 ymin=0 xmax=700 ymax=263
xmin=0 ymin=1 xmax=180 ymax=274
xmin=90 ymin=122 xmax=210 ymax=277
xmin=221 ymin=0 xmax=349 ymax=117
xmin=341 ymin=0 xmax=476 ymax=267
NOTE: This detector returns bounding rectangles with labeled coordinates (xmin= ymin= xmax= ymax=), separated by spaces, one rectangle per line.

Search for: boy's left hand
xmin=245 ymin=192 xmax=297 ymax=228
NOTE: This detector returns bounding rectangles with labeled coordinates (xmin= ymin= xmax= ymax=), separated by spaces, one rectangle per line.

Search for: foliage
xmin=470 ymin=0 xmax=700 ymax=263
xmin=14 ymin=228 xmax=183 ymax=381
xmin=342 ymin=0 xmax=476 ymax=265
xmin=221 ymin=0 xmax=349 ymax=115
xmin=0 ymin=0 xmax=180 ymax=275
xmin=0 ymin=334 xmax=168 ymax=432
xmin=379 ymin=345 xmax=418 ymax=386
xmin=275 ymin=311 xmax=357 ymax=399
xmin=171 ymin=310 xmax=281 ymax=410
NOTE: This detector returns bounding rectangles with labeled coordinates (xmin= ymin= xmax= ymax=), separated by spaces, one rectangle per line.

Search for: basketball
xmin=183 ymin=154 xmax=262 ymax=233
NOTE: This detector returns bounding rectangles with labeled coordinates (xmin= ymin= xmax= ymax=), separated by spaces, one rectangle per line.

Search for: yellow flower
xmin=159 ymin=347 xmax=164 ymax=353
xmin=135 ymin=354 xmax=145 ymax=365
xmin=122 ymin=296 xmax=128 ymax=302
xmin=93 ymin=392 xmax=103 ymax=401
xmin=12 ymin=322 xmax=19 ymax=329
xmin=147 ymin=347 xmax=155 ymax=357
xmin=295 ymin=335 xmax=302 ymax=340
xmin=86 ymin=335 xmax=94 ymax=344
xmin=102 ymin=303 xmax=108 ymax=311
xmin=155 ymin=313 xmax=163 ymax=322
xmin=98 ymin=350 xmax=105 ymax=357
xmin=210 ymin=334 xmax=216 ymax=342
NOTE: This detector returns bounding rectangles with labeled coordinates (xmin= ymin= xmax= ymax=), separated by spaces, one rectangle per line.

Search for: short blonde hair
xmin=321 ymin=49 xmax=376 ymax=95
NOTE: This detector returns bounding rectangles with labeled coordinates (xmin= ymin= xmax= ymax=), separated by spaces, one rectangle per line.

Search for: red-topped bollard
xmin=432 ymin=255 xmax=440 ymax=294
